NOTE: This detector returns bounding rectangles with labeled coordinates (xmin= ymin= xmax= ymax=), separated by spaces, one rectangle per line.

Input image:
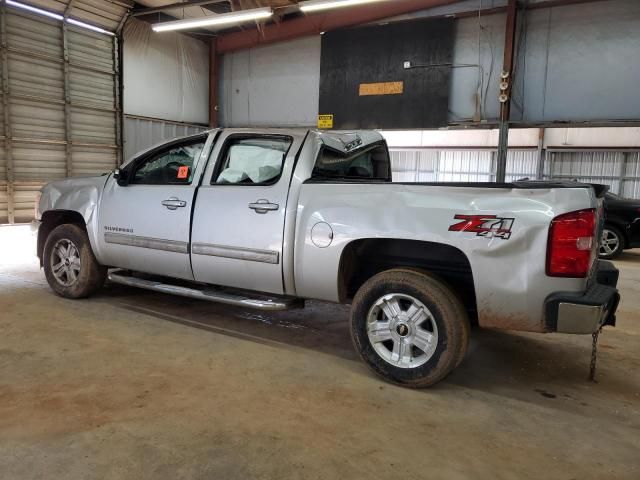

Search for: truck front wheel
xmin=43 ymin=224 xmax=107 ymax=299
xmin=350 ymin=269 xmax=469 ymax=388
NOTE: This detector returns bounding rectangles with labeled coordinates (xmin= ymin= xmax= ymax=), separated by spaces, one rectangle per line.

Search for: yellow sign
xmin=317 ymin=114 xmax=334 ymax=129
xmin=359 ymin=81 xmax=404 ymax=96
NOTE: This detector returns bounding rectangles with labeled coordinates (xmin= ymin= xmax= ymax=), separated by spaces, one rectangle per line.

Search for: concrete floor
xmin=1 ymin=225 xmax=639 ymax=479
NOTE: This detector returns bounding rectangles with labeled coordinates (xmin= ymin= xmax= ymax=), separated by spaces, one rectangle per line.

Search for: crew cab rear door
xmin=190 ymin=130 xmax=306 ymax=294
xmin=96 ymin=132 xmax=215 ymax=280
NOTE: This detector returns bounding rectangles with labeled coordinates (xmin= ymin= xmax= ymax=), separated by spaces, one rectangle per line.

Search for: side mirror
xmin=113 ymin=168 xmax=129 ymax=186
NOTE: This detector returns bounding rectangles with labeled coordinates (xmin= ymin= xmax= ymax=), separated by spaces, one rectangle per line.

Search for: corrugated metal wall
xmin=391 ymin=149 xmax=540 ymax=183
xmin=0 ymin=3 xmax=121 ymax=224
xmin=23 ymin=0 xmax=128 ymax=32
xmin=390 ymin=148 xmax=640 ymax=198
xmin=123 ymin=115 xmax=208 ymax=162
xmin=622 ymin=153 xmax=640 ymax=199
xmin=544 ymin=151 xmax=640 ymax=198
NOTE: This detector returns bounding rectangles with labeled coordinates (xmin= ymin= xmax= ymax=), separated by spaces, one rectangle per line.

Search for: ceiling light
xmin=7 ymin=0 xmax=115 ymax=36
xmin=67 ymin=18 xmax=115 ymax=36
xmin=152 ymin=7 xmax=273 ymax=32
xmin=299 ymin=0 xmax=391 ymax=13
xmin=6 ymin=0 xmax=63 ymax=20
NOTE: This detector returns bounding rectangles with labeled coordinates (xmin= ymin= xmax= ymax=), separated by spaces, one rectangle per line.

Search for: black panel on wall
xmin=319 ymin=18 xmax=454 ymax=129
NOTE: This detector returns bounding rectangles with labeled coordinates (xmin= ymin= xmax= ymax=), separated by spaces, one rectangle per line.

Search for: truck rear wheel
xmin=350 ymin=269 xmax=469 ymax=388
xmin=43 ymin=224 xmax=106 ymax=299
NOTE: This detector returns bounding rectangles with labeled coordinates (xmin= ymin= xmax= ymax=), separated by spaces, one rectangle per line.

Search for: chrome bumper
xmin=545 ymin=260 xmax=620 ymax=334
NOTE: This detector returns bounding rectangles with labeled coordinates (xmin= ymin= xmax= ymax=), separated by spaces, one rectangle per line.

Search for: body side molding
xmin=104 ymin=233 xmax=189 ymax=254
xmin=192 ymin=243 xmax=279 ymax=264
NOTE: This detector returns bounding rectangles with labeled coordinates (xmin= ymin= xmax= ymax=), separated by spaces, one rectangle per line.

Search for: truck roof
xmin=208 ymin=128 xmax=385 ymax=153
xmin=123 ymin=128 xmax=385 ymax=166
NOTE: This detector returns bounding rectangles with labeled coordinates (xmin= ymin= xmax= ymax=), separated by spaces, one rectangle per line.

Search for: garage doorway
xmin=0 ymin=2 xmax=125 ymax=224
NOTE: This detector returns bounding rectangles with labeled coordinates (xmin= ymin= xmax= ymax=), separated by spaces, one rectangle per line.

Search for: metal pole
xmin=537 ymin=127 xmax=546 ymax=180
xmin=496 ymin=0 xmax=518 ymax=183
xmin=209 ymin=38 xmax=220 ymax=128
xmin=496 ymin=122 xmax=509 ymax=182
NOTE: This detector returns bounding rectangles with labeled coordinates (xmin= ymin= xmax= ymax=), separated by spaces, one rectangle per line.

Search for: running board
xmin=108 ymin=270 xmax=303 ymax=311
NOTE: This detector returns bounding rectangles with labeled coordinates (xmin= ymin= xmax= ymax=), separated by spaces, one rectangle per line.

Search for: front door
xmin=97 ymin=133 xmax=213 ymax=280
xmin=190 ymin=131 xmax=306 ymax=294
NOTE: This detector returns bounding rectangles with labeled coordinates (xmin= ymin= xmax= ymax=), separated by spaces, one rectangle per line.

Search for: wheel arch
xmin=337 ymin=238 xmax=477 ymax=321
xmin=604 ymin=221 xmax=629 ymax=249
xmin=38 ymin=210 xmax=87 ymax=266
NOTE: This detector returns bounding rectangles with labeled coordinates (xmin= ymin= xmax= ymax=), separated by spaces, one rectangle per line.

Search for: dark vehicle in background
xmin=600 ymin=192 xmax=640 ymax=259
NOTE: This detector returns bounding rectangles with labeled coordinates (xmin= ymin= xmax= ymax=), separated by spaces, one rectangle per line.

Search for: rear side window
xmin=312 ymin=143 xmax=391 ymax=181
xmin=212 ymin=136 xmax=293 ymax=185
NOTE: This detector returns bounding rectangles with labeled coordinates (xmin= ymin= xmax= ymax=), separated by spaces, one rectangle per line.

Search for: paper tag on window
xmin=177 ymin=166 xmax=189 ymax=179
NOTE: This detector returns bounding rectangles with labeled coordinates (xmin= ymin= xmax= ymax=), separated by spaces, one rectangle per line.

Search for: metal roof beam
xmin=131 ymin=0 xmax=229 ymax=17
xmin=215 ymin=0 xmax=461 ymax=54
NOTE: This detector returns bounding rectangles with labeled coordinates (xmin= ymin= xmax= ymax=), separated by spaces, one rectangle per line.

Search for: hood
xmin=606 ymin=194 xmax=640 ymax=208
xmin=43 ymin=174 xmax=109 ymax=191
xmin=38 ymin=174 xmax=111 ymax=223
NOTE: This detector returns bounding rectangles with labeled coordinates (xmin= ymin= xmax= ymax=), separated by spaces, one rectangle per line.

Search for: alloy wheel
xmin=50 ymin=238 xmax=81 ymax=287
xmin=366 ymin=293 xmax=439 ymax=369
xmin=600 ymin=229 xmax=620 ymax=257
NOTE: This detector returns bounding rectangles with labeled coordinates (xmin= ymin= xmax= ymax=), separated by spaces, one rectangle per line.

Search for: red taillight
xmin=547 ymin=209 xmax=596 ymax=278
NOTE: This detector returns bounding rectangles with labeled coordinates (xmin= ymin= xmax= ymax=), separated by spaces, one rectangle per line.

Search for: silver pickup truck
xmin=34 ymin=128 xmax=620 ymax=387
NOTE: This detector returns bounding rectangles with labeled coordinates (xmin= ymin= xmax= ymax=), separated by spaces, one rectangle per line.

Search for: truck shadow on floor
xmin=443 ymin=326 xmax=639 ymax=416
xmin=98 ymin=282 xmax=638 ymax=410
xmin=616 ymin=250 xmax=640 ymax=262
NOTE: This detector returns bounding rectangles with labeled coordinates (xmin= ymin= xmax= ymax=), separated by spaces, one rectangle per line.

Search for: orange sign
xmin=177 ymin=166 xmax=189 ymax=179
xmin=359 ymin=81 xmax=404 ymax=96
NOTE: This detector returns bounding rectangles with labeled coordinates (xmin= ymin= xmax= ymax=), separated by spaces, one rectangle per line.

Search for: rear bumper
xmin=545 ymin=260 xmax=620 ymax=334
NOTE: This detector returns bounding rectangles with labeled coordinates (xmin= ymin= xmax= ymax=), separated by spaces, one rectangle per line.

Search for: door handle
xmin=248 ymin=199 xmax=279 ymax=214
xmin=161 ymin=197 xmax=187 ymax=210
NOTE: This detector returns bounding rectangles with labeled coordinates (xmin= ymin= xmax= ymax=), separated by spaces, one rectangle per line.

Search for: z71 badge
xmin=448 ymin=215 xmax=515 ymax=240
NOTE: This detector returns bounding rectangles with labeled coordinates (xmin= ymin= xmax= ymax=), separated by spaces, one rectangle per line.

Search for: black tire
xmin=350 ymin=269 xmax=469 ymax=388
xmin=43 ymin=224 xmax=107 ymax=299
xmin=599 ymin=225 xmax=624 ymax=260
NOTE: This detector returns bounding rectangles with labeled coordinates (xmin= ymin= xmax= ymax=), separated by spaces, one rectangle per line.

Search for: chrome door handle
xmin=248 ymin=199 xmax=279 ymax=214
xmin=161 ymin=197 xmax=187 ymax=210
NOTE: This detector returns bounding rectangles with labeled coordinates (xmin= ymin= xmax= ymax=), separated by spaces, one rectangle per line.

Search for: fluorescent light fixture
xmin=6 ymin=0 xmax=63 ymax=20
xmin=7 ymin=0 xmax=115 ymax=36
xmin=299 ymin=0 xmax=391 ymax=13
xmin=67 ymin=18 xmax=115 ymax=36
xmin=152 ymin=7 xmax=273 ymax=32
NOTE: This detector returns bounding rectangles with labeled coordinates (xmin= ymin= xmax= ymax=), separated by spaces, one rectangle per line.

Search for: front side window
xmin=212 ymin=136 xmax=292 ymax=185
xmin=312 ymin=143 xmax=391 ymax=181
xmin=132 ymin=138 xmax=206 ymax=185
